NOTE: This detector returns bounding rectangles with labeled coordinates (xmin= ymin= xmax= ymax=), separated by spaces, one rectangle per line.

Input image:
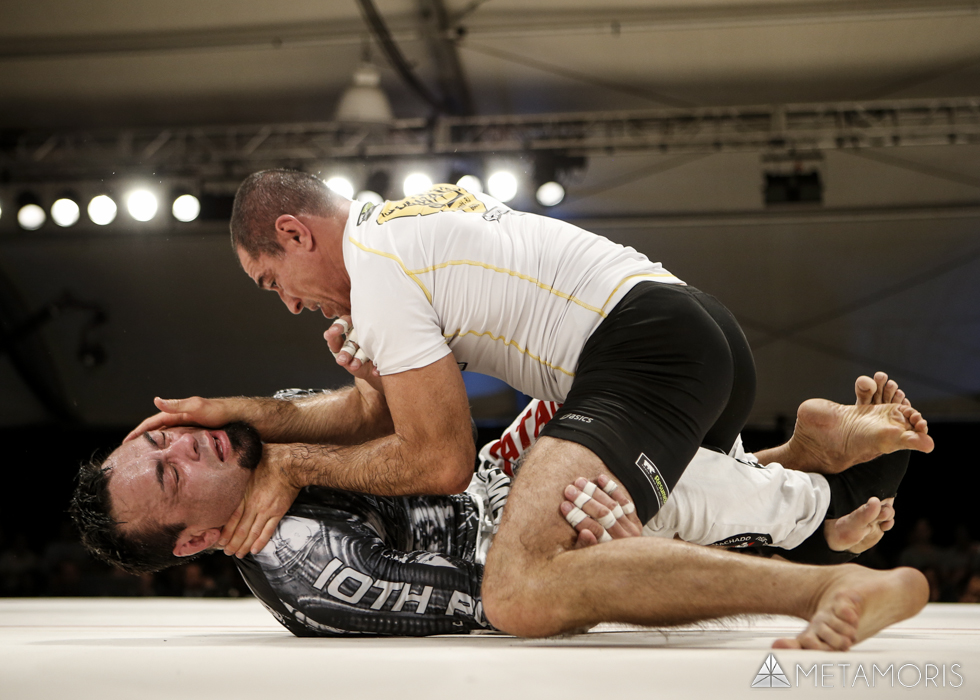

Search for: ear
xmin=274 ymin=214 xmax=314 ymax=251
xmin=173 ymin=528 xmax=223 ymax=558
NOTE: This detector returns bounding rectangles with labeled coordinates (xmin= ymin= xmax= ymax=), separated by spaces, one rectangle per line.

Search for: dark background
xmin=1 ymin=1 xmax=979 ymax=602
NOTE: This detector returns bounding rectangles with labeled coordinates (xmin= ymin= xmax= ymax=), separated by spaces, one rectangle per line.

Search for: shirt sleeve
xmin=347 ymin=236 xmax=452 ymax=375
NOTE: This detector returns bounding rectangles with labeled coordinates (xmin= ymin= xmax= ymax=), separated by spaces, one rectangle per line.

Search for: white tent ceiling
xmin=0 ymin=0 xmax=978 ymax=427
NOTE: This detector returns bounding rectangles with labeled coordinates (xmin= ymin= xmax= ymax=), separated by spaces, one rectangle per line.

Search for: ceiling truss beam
xmin=2 ymin=97 xmax=978 ymax=182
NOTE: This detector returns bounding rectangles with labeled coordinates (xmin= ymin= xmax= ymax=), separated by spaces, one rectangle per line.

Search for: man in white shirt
xmin=148 ymin=170 xmax=934 ymax=649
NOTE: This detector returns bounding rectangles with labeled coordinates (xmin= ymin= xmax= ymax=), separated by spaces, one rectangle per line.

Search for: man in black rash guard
xmin=72 ymin=378 xmax=917 ymax=638
xmin=236 ymin=486 xmax=491 ymax=636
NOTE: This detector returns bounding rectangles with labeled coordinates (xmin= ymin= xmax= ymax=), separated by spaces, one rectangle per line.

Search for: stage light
xmin=88 ymin=195 xmax=117 ymax=225
xmin=172 ymin=194 xmax=201 ymax=222
xmin=456 ymin=175 xmax=483 ymax=193
xmin=325 ymin=177 xmax=355 ymax=200
xmin=17 ymin=204 xmax=46 ymax=230
xmin=535 ymin=181 xmax=565 ymax=207
xmin=126 ymin=190 xmax=158 ymax=222
xmin=487 ymin=171 xmax=518 ymax=202
xmin=355 ymin=190 xmax=384 ymax=206
xmin=403 ymin=173 xmax=433 ymax=196
xmin=51 ymin=198 xmax=81 ymax=227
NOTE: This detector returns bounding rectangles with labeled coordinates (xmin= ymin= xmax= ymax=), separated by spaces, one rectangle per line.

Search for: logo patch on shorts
xmin=559 ymin=413 xmax=593 ymax=424
xmin=635 ymin=453 xmax=670 ymax=510
xmin=709 ymin=533 xmax=773 ymax=549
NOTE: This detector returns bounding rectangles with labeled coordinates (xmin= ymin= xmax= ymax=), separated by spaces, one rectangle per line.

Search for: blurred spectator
xmin=0 ymin=533 xmax=39 ymax=596
xmin=46 ymin=560 xmax=83 ymax=597
xmin=898 ymin=518 xmax=941 ymax=571
xmin=42 ymin=522 xmax=91 ymax=596
xmin=960 ymin=573 xmax=980 ymax=603
xmin=182 ymin=563 xmax=218 ymax=597
xmin=939 ymin=525 xmax=979 ymax=601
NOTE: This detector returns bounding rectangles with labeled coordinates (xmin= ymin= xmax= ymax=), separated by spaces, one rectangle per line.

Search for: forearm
xmin=218 ymin=382 xmax=392 ymax=446
xmin=272 ymin=429 xmax=475 ymax=497
xmin=261 ymin=383 xmax=392 ymax=445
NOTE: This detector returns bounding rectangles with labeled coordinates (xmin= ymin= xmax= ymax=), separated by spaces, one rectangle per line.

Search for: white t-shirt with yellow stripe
xmin=342 ymin=185 xmax=685 ymax=402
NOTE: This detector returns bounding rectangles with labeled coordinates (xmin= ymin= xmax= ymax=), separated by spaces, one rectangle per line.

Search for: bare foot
xmin=773 ymin=565 xmax=928 ymax=650
xmin=824 ymin=497 xmax=896 ymax=553
xmin=789 ymin=400 xmax=933 ymax=474
xmin=854 ymin=371 xmax=910 ymax=408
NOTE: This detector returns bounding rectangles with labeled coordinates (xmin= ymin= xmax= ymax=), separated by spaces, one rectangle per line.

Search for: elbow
xmin=433 ymin=445 xmax=476 ymax=494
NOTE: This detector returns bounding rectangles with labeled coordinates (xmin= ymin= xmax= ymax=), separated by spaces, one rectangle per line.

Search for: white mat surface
xmin=1 ymin=599 xmax=976 ymax=698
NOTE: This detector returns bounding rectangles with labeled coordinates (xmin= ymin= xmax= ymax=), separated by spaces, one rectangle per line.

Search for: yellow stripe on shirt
xmin=348 ymin=236 xmax=433 ymax=303
xmin=444 ymin=329 xmax=577 ymax=377
xmin=411 ymin=259 xmax=607 ymax=317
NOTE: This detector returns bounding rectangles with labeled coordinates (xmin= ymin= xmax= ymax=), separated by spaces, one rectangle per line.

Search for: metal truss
xmin=3 ymin=97 xmax=979 ymax=182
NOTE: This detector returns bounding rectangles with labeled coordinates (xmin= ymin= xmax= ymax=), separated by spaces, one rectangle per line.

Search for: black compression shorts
xmin=540 ymin=282 xmax=756 ymax=522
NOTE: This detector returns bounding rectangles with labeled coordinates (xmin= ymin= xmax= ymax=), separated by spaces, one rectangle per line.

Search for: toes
xmin=873 ymin=372 xmax=889 ymax=404
xmin=832 ymin=598 xmax=861 ymax=626
xmin=902 ymin=430 xmax=935 ymax=453
xmin=882 ymin=380 xmax=899 ymax=404
xmin=851 ymin=528 xmax=885 ymax=553
xmin=893 ymin=389 xmax=906 ymax=405
xmin=854 ymin=376 xmax=876 ymax=405
xmin=795 ymin=630 xmax=836 ymax=651
xmin=822 ymin=613 xmax=858 ymax=647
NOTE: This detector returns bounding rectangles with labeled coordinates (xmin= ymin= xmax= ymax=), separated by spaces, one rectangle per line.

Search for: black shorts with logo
xmin=539 ymin=282 xmax=756 ymax=523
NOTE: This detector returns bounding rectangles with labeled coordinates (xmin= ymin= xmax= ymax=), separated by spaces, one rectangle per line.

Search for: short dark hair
xmin=69 ymin=456 xmax=196 ymax=575
xmin=230 ymin=169 xmax=336 ymax=260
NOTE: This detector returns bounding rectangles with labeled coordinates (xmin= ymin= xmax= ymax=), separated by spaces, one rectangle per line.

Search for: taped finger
xmin=602 ymin=479 xmax=619 ymax=495
xmin=573 ymin=491 xmax=593 ymax=509
xmin=340 ymin=339 xmax=359 ymax=357
xmin=332 ymin=319 xmax=351 ymax=335
xmin=622 ymin=502 xmax=635 ymax=515
xmin=597 ymin=511 xmax=617 ymax=529
xmin=598 ymin=531 xmax=612 ymax=543
xmin=611 ymin=504 xmax=625 ymax=520
xmin=564 ymin=506 xmax=588 ymax=528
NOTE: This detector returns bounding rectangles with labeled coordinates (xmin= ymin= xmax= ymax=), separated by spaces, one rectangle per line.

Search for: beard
xmin=223 ymin=421 xmax=262 ymax=471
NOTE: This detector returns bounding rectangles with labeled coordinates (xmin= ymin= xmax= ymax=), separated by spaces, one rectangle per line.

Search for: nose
xmin=277 ymin=288 xmax=303 ymax=315
xmin=169 ymin=432 xmax=201 ymax=461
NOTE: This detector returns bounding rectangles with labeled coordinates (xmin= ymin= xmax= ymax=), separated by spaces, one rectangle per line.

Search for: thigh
xmin=488 ymin=436 xmax=616 ymax=561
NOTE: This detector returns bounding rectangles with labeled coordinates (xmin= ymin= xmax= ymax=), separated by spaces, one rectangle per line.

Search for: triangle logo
xmin=751 ymin=653 xmax=791 ymax=688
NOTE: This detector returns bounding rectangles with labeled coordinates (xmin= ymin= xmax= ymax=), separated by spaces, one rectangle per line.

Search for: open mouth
xmin=211 ymin=432 xmax=225 ymax=461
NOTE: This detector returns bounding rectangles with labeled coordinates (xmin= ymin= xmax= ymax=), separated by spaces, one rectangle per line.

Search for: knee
xmin=482 ymin=560 xmax=569 ymax=638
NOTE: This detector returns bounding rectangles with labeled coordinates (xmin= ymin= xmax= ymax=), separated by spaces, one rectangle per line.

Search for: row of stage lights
xmin=3 ymin=170 xmax=566 ymax=231
xmin=4 ymin=191 xmax=203 ymax=230
xmin=325 ymin=171 xmax=566 ymax=207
